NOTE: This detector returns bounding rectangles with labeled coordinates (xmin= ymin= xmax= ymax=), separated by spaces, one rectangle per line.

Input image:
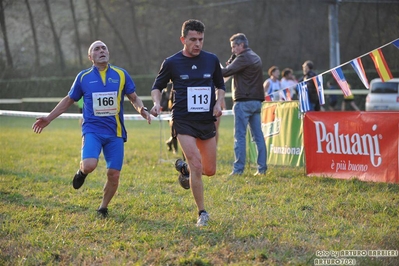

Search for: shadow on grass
xmin=313 ymin=175 xmax=399 ymax=192
xmin=0 ymin=168 xmax=94 ymax=214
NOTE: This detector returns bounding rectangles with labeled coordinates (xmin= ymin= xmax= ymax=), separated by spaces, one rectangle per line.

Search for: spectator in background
xmin=221 ymin=33 xmax=267 ymax=176
xmin=327 ymin=79 xmax=338 ymax=111
xmin=280 ymin=68 xmax=297 ymax=100
xmin=77 ymin=97 xmax=84 ymax=126
xmin=298 ymin=60 xmax=320 ymax=111
xmin=214 ymin=96 xmax=226 ymax=145
xmin=341 ymin=84 xmax=360 ymax=111
xmin=215 ymin=55 xmax=235 ymax=146
xmin=161 ymin=82 xmax=178 ymax=154
xmin=263 ymin=66 xmax=281 ymax=100
xmin=32 ymin=40 xmax=151 ymax=218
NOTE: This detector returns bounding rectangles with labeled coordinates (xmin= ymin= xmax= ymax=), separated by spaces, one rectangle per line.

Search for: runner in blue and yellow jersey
xmin=70 ymin=62 xmax=136 ymax=140
xmin=150 ymin=19 xmax=225 ymax=227
xmin=32 ymin=40 xmax=151 ymax=218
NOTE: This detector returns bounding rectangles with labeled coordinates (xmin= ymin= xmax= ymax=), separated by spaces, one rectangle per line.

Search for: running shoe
xmin=196 ymin=211 xmax=209 ymax=227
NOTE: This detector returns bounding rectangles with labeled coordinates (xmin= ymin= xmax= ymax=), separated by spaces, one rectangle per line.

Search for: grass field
xmin=0 ymin=115 xmax=398 ymax=265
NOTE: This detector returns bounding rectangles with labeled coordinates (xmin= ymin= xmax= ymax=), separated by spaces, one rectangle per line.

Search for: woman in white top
xmin=263 ymin=66 xmax=281 ymax=100
xmin=280 ymin=68 xmax=298 ymax=99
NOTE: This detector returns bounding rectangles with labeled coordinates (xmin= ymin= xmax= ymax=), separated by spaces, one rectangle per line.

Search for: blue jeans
xmin=232 ymin=101 xmax=267 ymax=173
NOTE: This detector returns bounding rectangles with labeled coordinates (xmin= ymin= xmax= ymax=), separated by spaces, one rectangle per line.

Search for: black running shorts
xmin=172 ymin=119 xmax=216 ymax=140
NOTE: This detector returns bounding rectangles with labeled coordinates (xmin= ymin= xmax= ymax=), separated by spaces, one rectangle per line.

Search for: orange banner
xmin=304 ymin=112 xmax=399 ymax=183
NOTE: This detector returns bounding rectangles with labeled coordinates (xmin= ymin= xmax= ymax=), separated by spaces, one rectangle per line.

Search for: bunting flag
xmin=279 ymin=90 xmax=286 ymax=101
xmin=350 ymin=57 xmax=369 ymax=89
xmin=264 ymin=94 xmax=274 ymax=102
xmin=331 ymin=67 xmax=352 ymax=97
xmin=260 ymin=40 xmax=397 ymax=104
xmin=370 ymin=48 xmax=393 ymax=82
xmin=393 ymin=38 xmax=399 ymax=49
xmin=284 ymin=88 xmax=292 ymax=101
xmin=312 ymin=75 xmax=325 ymax=105
xmin=297 ymin=82 xmax=310 ymax=113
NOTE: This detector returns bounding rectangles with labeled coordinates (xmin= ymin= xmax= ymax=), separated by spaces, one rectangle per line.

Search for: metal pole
xmin=328 ymin=0 xmax=340 ymax=68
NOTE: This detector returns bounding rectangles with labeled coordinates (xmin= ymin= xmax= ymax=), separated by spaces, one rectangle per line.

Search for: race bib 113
xmin=187 ymin=87 xmax=211 ymax=112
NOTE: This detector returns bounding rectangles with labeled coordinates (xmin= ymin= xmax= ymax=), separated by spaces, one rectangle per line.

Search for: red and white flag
xmin=350 ymin=57 xmax=369 ymax=89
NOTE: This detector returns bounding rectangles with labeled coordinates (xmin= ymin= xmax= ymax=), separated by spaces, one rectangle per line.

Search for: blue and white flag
xmin=393 ymin=38 xmax=399 ymax=49
xmin=312 ymin=74 xmax=325 ymax=105
xmin=297 ymin=82 xmax=310 ymax=113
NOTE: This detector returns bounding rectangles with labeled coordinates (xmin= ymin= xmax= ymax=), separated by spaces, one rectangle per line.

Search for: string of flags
xmin=265 ymin=38 xmax=399 ymax=113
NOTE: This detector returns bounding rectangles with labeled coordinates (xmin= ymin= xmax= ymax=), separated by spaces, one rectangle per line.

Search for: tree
xmin=24 ymin=0 xmax=40 ymax=67
xmin=126 ymin=0 xmax=149 ymax=72
xmin=0 ymin=0 xmax=13 ymax=68
xmin=85 ymin=0 xmax=95 ymax=41
xmin=1 ymin=0 xmax=398 ymax=75
xmin=43 ymin=0 xmax=65 ymax=70
xmin=69 ymin=0 xmax=83 ymax=66
xmin=95 ymin=0 xmax=132 ymax=68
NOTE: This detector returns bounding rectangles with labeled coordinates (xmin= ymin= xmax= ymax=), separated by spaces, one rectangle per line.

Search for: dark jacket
xmin=299 ymin=70 xmax=320 ymax=110
xmin=221 ymin=48 xmax=264 ymax=102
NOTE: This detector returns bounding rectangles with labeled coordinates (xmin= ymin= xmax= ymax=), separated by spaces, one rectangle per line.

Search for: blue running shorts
xmin=82 ymin=133 xmax=124 ymax=170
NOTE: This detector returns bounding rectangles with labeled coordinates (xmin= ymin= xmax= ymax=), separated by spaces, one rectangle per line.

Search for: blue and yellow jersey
xmin=68 ymin=64 xmax=135 ymax=141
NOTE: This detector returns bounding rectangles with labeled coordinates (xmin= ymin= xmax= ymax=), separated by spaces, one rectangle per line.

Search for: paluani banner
xmin=249 ymin=101 xmax=304 ymax=167
xmin=304 ymin=112 xmax=399 ymax=183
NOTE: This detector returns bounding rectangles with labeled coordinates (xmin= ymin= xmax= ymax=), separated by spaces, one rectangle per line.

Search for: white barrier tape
xmin=0 ymin=90 xmax=370 ymax=105
xmin=0 ymin=109 xmax=234 ymax=120
xmin=0 ymin=110 xmax=82 ymax=119
xmin=0 ymin=92 xmax=235 ymax=104
xmin=0 ymin=99 xmax=24 ymax=104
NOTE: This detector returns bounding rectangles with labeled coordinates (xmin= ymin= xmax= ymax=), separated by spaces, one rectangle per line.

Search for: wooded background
xmin=0 ymin=0 xmax=398 ymax=110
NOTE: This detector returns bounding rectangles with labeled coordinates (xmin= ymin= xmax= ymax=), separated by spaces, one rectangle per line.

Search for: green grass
xmin=0 ymin=116 xmax=398 ymax=265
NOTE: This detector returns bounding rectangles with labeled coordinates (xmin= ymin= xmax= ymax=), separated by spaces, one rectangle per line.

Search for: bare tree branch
xmin=69 ymin=0 xmax=83 ymax=66
xmin=0 ymin=0 xmax=13 ymax=68
xmin=43 ymin=0 xmax=65 ymax=70
xmin=95 ymin=0 xmax=133 ymax=68
xmin=25 ymin=0 xmax=40 ymax=67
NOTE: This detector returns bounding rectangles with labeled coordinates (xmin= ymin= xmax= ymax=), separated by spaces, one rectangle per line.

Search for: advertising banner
xmin=249 ymin=101 xmax=304 ymax=167
xmin=304 ymin=112 xmax=399 ymax=183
